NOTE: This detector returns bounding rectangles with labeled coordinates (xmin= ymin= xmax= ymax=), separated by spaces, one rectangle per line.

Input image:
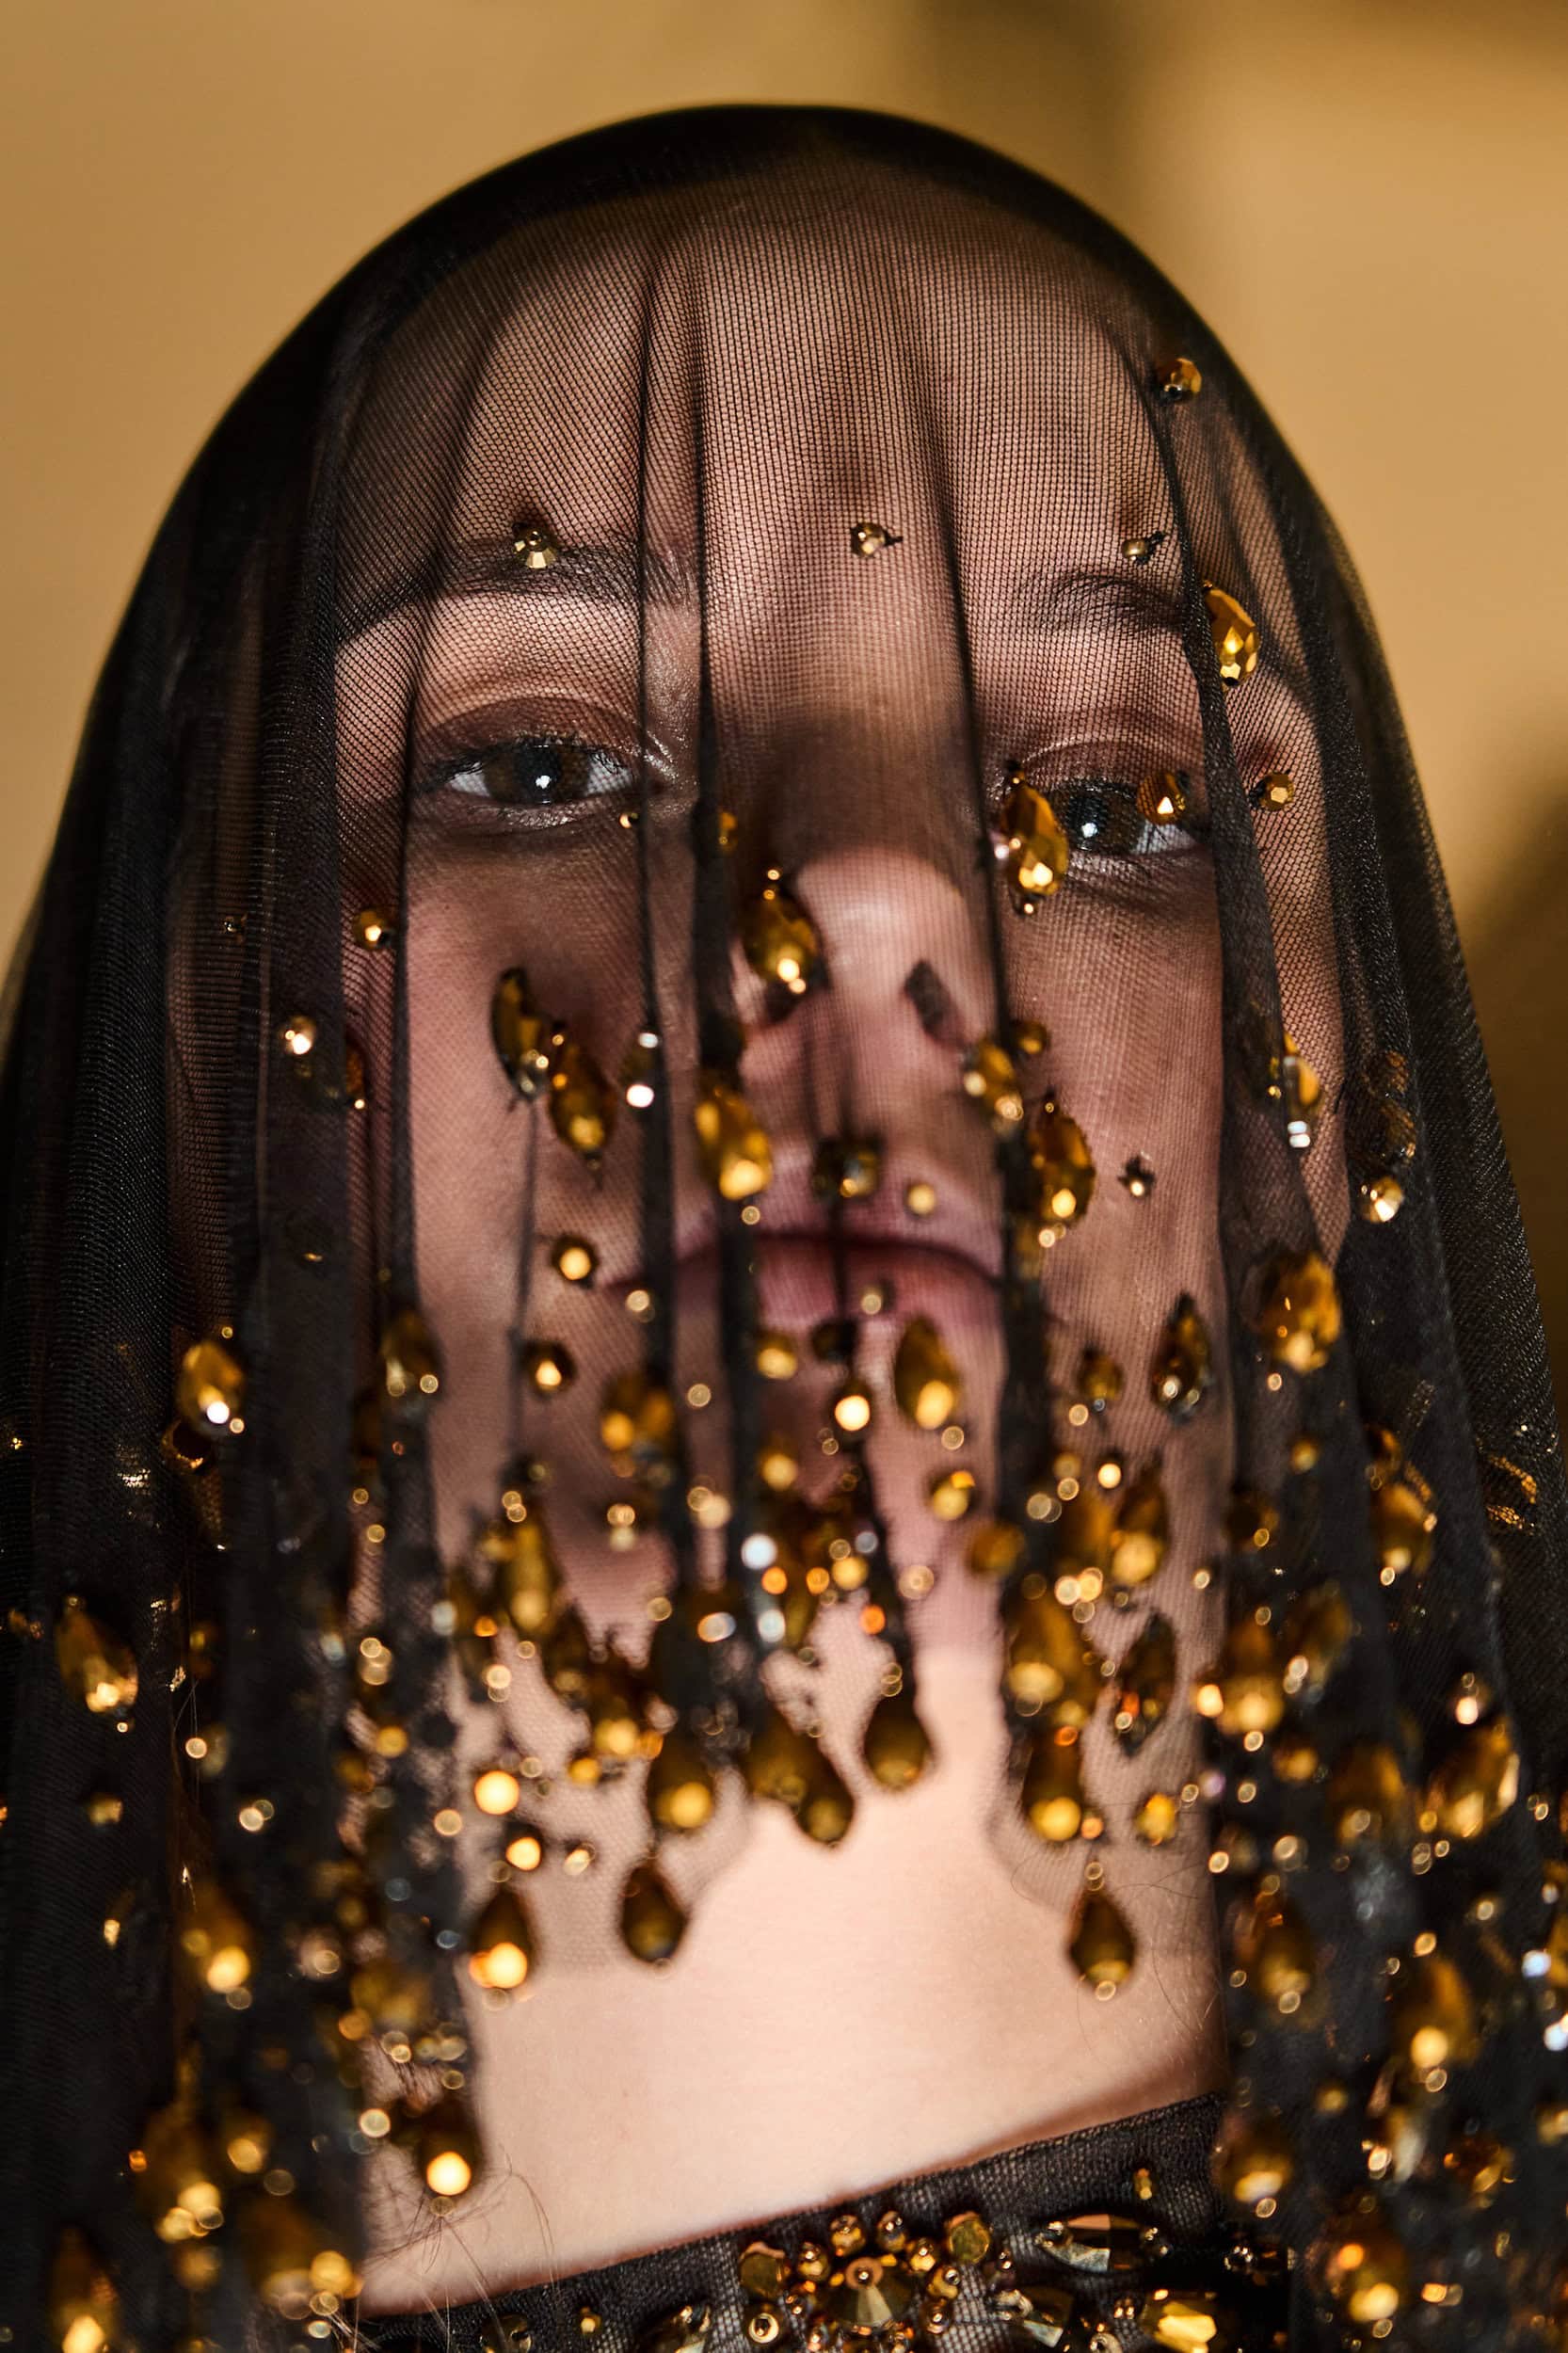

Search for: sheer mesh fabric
xmin=2 ymin=105 xmax=1565 ymax=2353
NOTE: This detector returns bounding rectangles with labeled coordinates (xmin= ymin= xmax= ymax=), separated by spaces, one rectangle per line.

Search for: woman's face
xmin=336 ymin=183 xmax=1344 ymax=1954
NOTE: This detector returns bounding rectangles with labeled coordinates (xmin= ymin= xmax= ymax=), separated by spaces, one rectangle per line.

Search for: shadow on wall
xmin=1467 ymin=803 xmax=1568 ymax=1433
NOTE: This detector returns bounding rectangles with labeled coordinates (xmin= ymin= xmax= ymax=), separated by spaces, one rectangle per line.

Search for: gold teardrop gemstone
xmin=349 ymin=1953 xmax=433 ymax=2034
xmin=892 ymin=1317 xmax=962 ymax=1431
xmin=1157 ymin=355 xmax=1203 ymax=400
xmin=620 ymin=1860 xmax=688 ymax=1963
xmin=1054 ymin=1485 xmax=1114 ymax=1595
xmin=176 ymin=1328 xmax=245 ymax=1433
xmin=961 ymin=1034 xmax=1026 ymax=1131
xmin=1193 ymin=1613 xmax=1286 ymax=1740
xmin=862 ymin=1689 xmax=933 ymax=1790
xmin=1112 ymin=1613 xmax=1176 ymax=1754
xmin=1201 ymin=580 xmax=1259 ymax=688
xmin=1149 ymin=1294 xmax=1213 ymax=1418
xmin=47 ymin=2225 xmax=120 ymax=2353
xmin=1280 ymin=1582 xmax=1352 ymax=1697
xmin=1358 ymin=1172 xmax=1405 ymax=1223
xmin=551 ymin=1234 xmax=598 ymax=1285
xmin=796 ymin=1746 xmax=856 ymax=1845
xmin=743 ymin=1701 xmax=820 ymax=1808
xmin=1069 ymin=1880 xmax=1137 ymax=1991
xmin=966 ymin=1517 xmax=1027 ymax=1580
xmin=1308 ymin=2205 xmax=1409 ymax=2324
xmin=1077 ymin=1348 xmax=1124 ymax=1411
xmin=1425 ymin=1717 xmax=1519 ymax=1840
xmin=1211 ymin=2106 xmax=1294 ymax=2210
xmin=1028 ymin=1096 xmax=1096 ymax=1228
xmin=1233 ymin=1889 xmax=1316 ymax=2010
xmin=1138 ymin=2290 xmax=1239 ymax=2351
xmin=1020 ymin=1729 xmax=1086 ymax=1842
xmin=1327 ymin=1743 xmax=1412 ymax=1847
xmin=755 ymin=1329 xmax=799 ymax=1381
xmin=379 ymin=1305 xmax=442 ymax=1407
xmin=1109 ymin=1460 xmax=1168 ymax=1589
xmin=520 ymin=1339 xmax=576 ymax=1395
xmin=417 ymin=2090 xmax=485 ymax=2198
xmin=741 ymin=883 xmax=821 ymax=993
xmin=467 ymin=1883 xmax=536 ymax=1993
xmin=693 ymin=1072 xmax=773 ymax=1199
xmin=1252 ymin=1249 xmax=1341 ymax=1373
xmin=600 ymin=1369 xmax=679 ymax=1466
xmin=927 ymin=1465 xmax=978 ymax=1521
xmin=176 ymin=1876 xmax=257 ymax=1995
xmin=132 ymin=2088 xmax=225 ymax=2242
xmin=850 ymin=519 xmax=899 ymax=556
xmin=1132 ymin=1789 xmax=1181 ymax=1847
xmin=1001 ymin=772 xmax=1071 ymax=907
xmin=56 ymin=1597 xmax=137 ymax=1716
xmin=1003 ymin=1589 xmax=1102 ymax=1725
xmin=1136 ymin=771 xmax=1186 ymax=825
xmin=812 ymin=1133 xmax=883 ymax=1200
xmin=1389 ymin=1951 xmax=1477 ymax=2076
xmin=1281 ymin=1032 xmax=1322 ymax=1152
xmin=490 ymin=968 xmax=555 ymax=1098
xmin=550 ymin=1037 xmax=616 ymax=1164
xmin=1371 ymin=1477 xmax=1435 ymax=1579
xmin=647 ymin=1729 xmax=717 ymax=1832
xmin=241 ymin=2192 xmax=362 ymax=2313
xmin=483 ymin=1504 xmax=562 ymax=1640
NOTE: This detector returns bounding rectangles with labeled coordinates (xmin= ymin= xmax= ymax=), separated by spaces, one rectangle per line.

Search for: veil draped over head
xmin=2 ymin=104 xmax=1566 ymax=2353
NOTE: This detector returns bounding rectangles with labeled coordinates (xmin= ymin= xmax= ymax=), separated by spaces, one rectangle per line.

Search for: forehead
xmin=342 ymin=164 xmax=1175 ymax=618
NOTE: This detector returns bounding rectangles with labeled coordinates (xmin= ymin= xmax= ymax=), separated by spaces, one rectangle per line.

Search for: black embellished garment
xmin=2 ymin=103 xmax=1566 ymax=2353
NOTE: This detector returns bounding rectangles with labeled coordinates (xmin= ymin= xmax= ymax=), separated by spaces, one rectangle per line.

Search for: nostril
xmin=904 ymin=958 xmax=957 ymax=1044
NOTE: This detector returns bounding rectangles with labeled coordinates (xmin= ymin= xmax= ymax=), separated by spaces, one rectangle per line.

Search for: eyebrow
xmin=337 ymin=535 xmax=698 ymax=646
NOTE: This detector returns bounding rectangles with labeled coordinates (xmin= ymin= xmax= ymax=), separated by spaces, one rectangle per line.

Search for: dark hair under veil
xmin=3 ymin=103 xmax=1566 ymax=2353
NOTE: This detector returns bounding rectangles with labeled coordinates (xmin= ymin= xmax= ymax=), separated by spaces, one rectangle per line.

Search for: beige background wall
xmin=4 ymin=0 xmax=1565 ymax=1412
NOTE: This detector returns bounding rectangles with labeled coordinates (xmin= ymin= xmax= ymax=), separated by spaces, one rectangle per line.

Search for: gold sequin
xmin=1156 ymin=355 xmax=1203 ymax=400
xmin=512 ymin=521 xmax=560 ymax=569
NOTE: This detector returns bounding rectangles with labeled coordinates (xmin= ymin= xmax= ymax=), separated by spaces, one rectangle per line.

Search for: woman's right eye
xmin=437 ymin=733 xmax=636 ymax=809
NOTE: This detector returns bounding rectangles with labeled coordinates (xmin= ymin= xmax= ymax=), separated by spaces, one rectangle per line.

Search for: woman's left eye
xmin=1056 ymin=776 xmax=1200 ymax=856
xmin=437 ymin=733 xmax=635 ymax=808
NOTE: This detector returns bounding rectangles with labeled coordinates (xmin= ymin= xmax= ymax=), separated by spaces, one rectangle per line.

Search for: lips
xmin=629 ymin=1227 xmax=1003 ymax=1337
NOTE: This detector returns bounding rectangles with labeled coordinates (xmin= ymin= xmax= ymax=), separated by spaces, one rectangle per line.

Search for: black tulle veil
xmin=2 ymin=105 xmax=1565 ymax=2352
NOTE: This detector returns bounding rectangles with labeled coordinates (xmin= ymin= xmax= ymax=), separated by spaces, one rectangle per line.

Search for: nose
xmin=734 ymin=847 xmax=999 ymax=1132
